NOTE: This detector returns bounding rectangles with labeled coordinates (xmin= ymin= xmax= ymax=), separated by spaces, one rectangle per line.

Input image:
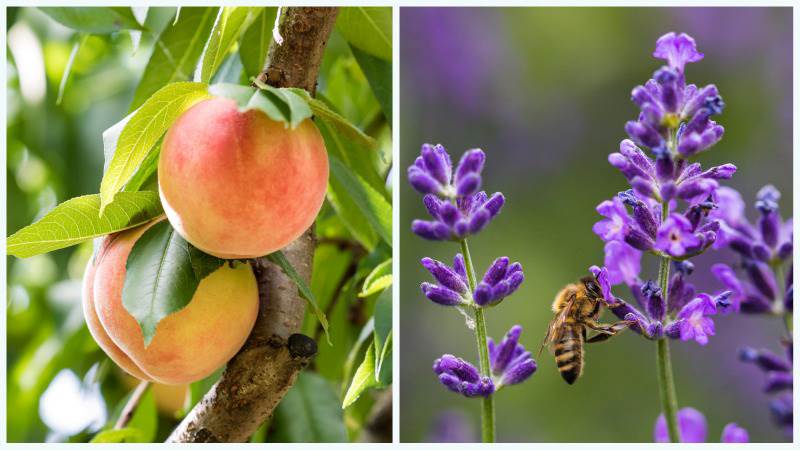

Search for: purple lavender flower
xmin=654 ymin=407 xmax=748 ymax=443
xmin=409 ymin=144 xmax=505 ymax=241
xmin=602 ymin=240 xmax=641 ymax=286
xmin=433 ymin=354 xmax=494 ymax=398
xmin=653 ymin=32 xmax=704 ymax=73
xmin=655 ymin=213 xmax=701 ymax=257
xmin=487 ymin=325 xmax=536 ymax=387
xmin=427 ymin=410 xmax=476 ymax=443
xmin=473 ymin=257 xmax=524 ymax=307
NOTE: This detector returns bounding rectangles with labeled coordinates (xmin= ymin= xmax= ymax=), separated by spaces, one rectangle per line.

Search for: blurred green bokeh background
xmin=7 ymin=6 xmax=391 ymax=442
xmin=400 ymin=7 xmax=792 ymax=443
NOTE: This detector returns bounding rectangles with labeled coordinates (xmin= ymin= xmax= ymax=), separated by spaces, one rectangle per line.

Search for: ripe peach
xmin=158 ymin=97 xmax=329 ymax=259
xmin=84 ymin=219 xmax=259 ymax=385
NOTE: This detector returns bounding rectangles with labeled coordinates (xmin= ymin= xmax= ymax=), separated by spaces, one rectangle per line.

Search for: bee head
xmin=581 ymin=276 xmax=602 ymax=299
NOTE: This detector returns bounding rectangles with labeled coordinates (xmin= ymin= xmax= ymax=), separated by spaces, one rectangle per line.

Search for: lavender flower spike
xmin=433 ymin=354 xmax=494 ymax=398
xmin=420 ymin=255 xmax=470 ymax=306
xmin=654 ymin=407 xmax=749 ymax=443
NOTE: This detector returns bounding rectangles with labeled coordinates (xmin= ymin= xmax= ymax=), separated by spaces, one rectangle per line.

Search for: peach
xmin=158 ymin=97 xmax=329 ymax=259
xmin=84 ymin=219 xmax=259 ymax=385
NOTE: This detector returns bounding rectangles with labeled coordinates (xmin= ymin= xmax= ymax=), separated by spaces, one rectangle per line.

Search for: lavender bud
xmin=758 ymin=211 xmax=780 ymax=249
xmin=768 ymin=394 xmax=793 ymax=428
xmin=654 ymin=148 xmax=674 ymax=181
xmin=743 ymin=259 xmax=777 ymax=300
xmin=620 ymin=191 xmax=658 ymax=237
xmin=453 ymin=220 xmax=470 ymax=238
xmin=453 ymin=254 xmax=467 ymax=279
xmin=421 ymin=257 xmax=468 ymax=294
xmin=483 ymin=257 xmax=509 ymax=285
xmin=501 ymin=357 xmax=537 ymax=386
xmin=455 ymin=173 xmax=481 ymax=197
xmin=701 ymin=163 xmax=737 ymax=180
xmin=483 ymin=192 xmax=505 ymax=217
xmin=625 ymin=120 xmax=663 ymax=149
xmin=630 ymin=176 xmax=659 ymax=199
xmin=739 ymin=347 xmax=791 ymax=372
xmin=654 ymin=67 xmax=679 ymax=112
xmin=434 ymin=354 xmax=480 ymax=382
xmin=454 ymin=149 xmax=485 ymax=183
xmin=467 ymin=208 xmax=491 ymax=234
xmin=641 ymin=280 xmax=665 ymax=321
xmin=751 ymin=243 xmax=772 ymax=262
xmin=682 ymin=84 xmax=718 ymax=118
xmin=421 ymin=143 xmax=452 ymax=186
xmin=677 ymin=177 xmax=718 ymax=200
xmin=631 ymin=85 xmax=656 ymax=107
xmin=473 ymin=282 xmax=492 ymax=306
xmin=421 ymin=282 xmax=463 ymax=306
xmin=764 ymin=371 xmax=793 ymax=393
xmin=623 ymin=224 xmax=655 ymax=251
xmin=412 ymin=220 xmax=451 ymax=241
xmin=784 ymin=284 xmax=793 ymax=312
xmin=490 ymin=325 xmax=521 ymax=374
xmin=641 ymin=102 xmax=664 ymax=128
xmin=409 ymin=166 xmax=442 ymax=195
xmin=438 ymin=202 xmax=461 ymax=226
xmin=778 ymin=242 xmax=792 ymax=260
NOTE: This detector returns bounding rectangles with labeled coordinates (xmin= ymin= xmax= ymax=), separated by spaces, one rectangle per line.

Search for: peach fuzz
xmin=158 ymin=97 xmax=329 ymax=259
xmin=86 ymin=219 xmax=259 ymax=385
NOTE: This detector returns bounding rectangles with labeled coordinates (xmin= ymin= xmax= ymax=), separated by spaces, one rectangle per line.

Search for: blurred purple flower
xmin=654 ymin=407 xmax=748 ymax=443
xmin=740 ymin=345 xmax=793 ymax=437
xmin=428 ymin=410 xmax=476 ymax=443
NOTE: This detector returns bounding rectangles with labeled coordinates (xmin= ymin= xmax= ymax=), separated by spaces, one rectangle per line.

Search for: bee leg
xmin=584 ymin=319 xmax=633 ymax=344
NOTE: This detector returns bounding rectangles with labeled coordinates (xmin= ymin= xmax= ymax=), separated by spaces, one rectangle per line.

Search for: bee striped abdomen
xmin=554 ymin=324 xmax=583 ymax=385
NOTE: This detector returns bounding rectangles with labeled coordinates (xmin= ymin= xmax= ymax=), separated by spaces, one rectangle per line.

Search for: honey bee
xmin=540 ymin=275 xmax=632 ymax=384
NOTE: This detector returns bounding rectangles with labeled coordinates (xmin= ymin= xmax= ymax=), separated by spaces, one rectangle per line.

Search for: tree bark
xmin=167 ymin=7 xmax=339 ymax=443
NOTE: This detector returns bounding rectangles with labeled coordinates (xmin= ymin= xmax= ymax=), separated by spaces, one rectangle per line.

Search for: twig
xmin=114 ymin=380 xmax=149 ymax=430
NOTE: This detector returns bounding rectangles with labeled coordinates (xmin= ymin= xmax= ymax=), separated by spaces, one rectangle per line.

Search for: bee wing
xmin=538 ymin=297 xmax=574 ymax=356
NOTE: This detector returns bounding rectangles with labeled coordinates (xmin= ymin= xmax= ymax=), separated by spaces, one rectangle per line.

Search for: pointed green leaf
xmin=350 ymin=44 xmax=392 ymax=124
xmin=129 ymin=7 xmax=218 ymax=111
xmin=329 ymin=156 xmax=392 ymax=247
xmin=287 ymin=88 xmax=376 ymax=149
xmin=239 ymin=7 xmax=277 ymax=77
xmin=100 ymin=81 xmax=209 ymax=213
xmin=342 ymin=341 xmax=377 ymax=408
xmin=7 ymin=192 xmax=163 ymax=258
xmin=211 ymin=83 xmax=312 ymax=130
xmin=372 ymin=289 xmax=392 ymax=382
xmin=122 ymin=221 xmax=198 ymax=347
xmin=336 ymin=7 xmax=391 ymax=61
xmin=269 ymin=372 xmax=347 ymax=442
xmin=267 ymin=250 xmax=330 ymax=344
xmin=200 ymin=7 xmax=260 ymax=83
xmin=359 ymin=258 xmax=392 ymax=298
xmin=39 ymin=7 xmax=144 ymax=33
xmin=377 ymin=332 xmax=392 ymax=385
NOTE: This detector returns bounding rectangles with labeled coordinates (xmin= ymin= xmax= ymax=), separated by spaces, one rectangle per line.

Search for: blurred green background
xmin=400 ymin=7 xmax=792 ymax=443
xmin=7 ymin=6 xmax=392 ymax=442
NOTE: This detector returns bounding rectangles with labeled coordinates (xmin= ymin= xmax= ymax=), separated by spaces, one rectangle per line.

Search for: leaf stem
xmin=114 ymin=380 xmax=149 ymax=430
xmin=460 ymin=239 xmax=495 ymax=443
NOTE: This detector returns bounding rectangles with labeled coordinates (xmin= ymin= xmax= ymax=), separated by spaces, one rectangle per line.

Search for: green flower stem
xmin=655 ymin=196 xmax=680 ymax=442
xmin=460 ymin=238 xmax=495 ymax=443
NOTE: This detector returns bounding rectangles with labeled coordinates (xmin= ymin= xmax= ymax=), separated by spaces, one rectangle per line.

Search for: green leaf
xmin=122 ymin=220 xmax=198 ymax=347
xmin=129 ymin=7 xmax=218 ymax=111
xmin=39 ymin=7 xmax=144 ymax=33
xmin=359 ymin=258 xmax=392 ymax=298
xmin=252 ymin=82 xmax=313 ymax=129
xmin=342 ymin=341 xmax=378 ymax=408
xmin=239 ymin=7 xmax=277 ymax=77
xmin=266 ymin=251 xmax=330 ymax=344
xmin=287 ymin=88 xmax=376 ymax=149
xmin=187 ymin=244 xmax=226 ymax=280
xmin=329 ymin=156 xmax=392 ymax=247
xmin=336 ymin=7 xmax=391 ymax=61
xmin=377 ymin=332 xmax=392 ymax=386
xmin=121 ymin=142 xmax=160 ymax=192
xmin=269 ymin=372 xmax=347 ymax=442
xmin=7 ymin=192 xmax=163 ymax=258
xmin=100 ymin=81 xmax=209 ymax=213
xmin=211 ymin=83 xmax=312 ymax=130
xmin=372 ymin=289 xmax=392 ymax=381
xmin=350 ymin=44 xmax=392 ymax=124
xmin=200 ymin=7 xmax=260 ymax=83
xmin=56 ymin=34 xmax=87 ymax=105
xmin=90 ymin=428 xmax=145 ymax=443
